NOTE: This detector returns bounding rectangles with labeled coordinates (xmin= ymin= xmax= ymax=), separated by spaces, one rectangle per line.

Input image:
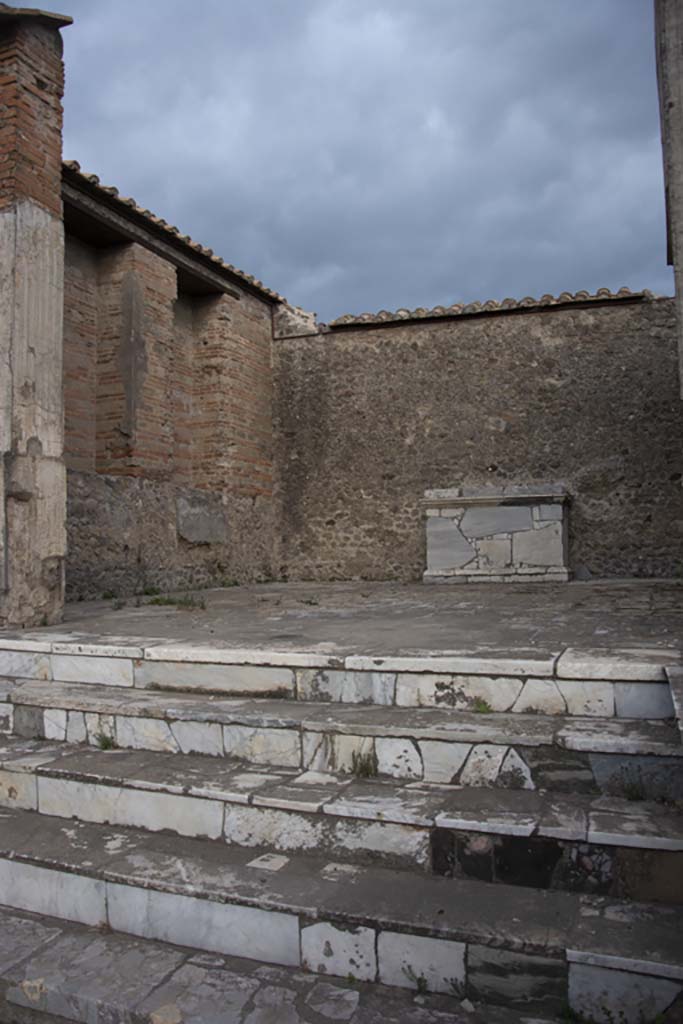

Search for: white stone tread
xmin=1 ymin=737 xmax=682 ymax=851
xmin=0 ymin=804 xmax=682 ymax=981
xmin=9 ymin=680 xmax=683 ymax=755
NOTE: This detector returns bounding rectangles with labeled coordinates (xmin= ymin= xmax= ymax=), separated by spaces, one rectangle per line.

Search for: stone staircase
xmin=0 ymin=637 xmax=682 ymax=1022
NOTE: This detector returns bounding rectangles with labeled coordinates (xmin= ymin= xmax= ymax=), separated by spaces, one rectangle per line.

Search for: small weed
xmin=220 ymin=578 xmax=240 ymax=588
xmin=351 ymin=749 xmax=378 ymax=778
xmin=142 ymin=585 xmax=161 ymax=596
xmin=112 ymin=598 xmax=126 ymax=610
xmin=620 ymin=766 xmax=646 ymax=802
xmin=147 ymin=593 xmax=205 ymax=610
xmin=346 ymin=972 xmax=357 ymax=984
xmin=402 ymin=965 xmax=429 ymax=994
xmin=471 ymin=697 xmax=493 ymax=714
xmin=175 ymin=593 xmax=206 ymax=610
xmin=95 ymin=731 xmax=116 ymax=750
xmin=101 ymin=590 xmax=116 ymax=600
xmin=448 ymin=978 xmax=466 ymax=999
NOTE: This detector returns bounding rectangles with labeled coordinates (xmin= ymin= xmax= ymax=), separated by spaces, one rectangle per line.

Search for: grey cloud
xmin=47 ymin=0 xmax=673 ymax=319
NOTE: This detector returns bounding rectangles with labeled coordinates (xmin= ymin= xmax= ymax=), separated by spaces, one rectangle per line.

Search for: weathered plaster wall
xmin=62 ymin=233 xmax=277 ymax=596
xmin=273 ymin=297 xmax=683 ymax=581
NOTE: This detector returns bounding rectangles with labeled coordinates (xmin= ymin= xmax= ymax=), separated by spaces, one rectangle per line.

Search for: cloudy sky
xmin=47 ymin=0 xmax=673 ymax=321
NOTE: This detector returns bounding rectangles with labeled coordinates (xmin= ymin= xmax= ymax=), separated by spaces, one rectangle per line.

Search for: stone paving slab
xmin=0 ymin=905 xmax=555 ymax=1023
xmin=0 ymin=581 xmax=680 ymax=667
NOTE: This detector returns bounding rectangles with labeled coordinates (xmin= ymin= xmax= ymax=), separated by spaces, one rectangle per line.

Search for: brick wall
xmin=0 ymin=21 xmax=64 ymax=215
xmin=62 ymin=231 xmax=277 ymax=593
xmin=193 ymin=290 xmax=274 ymax=498
xmin=63 ymin=235 xmax=97 ymax=471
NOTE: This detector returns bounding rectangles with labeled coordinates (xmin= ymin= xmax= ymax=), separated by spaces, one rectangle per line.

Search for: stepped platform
xmin=0 ymin=905 xmax=554 ymax=1024
xmin=0 ymin=580 xmax=681 ymax=1021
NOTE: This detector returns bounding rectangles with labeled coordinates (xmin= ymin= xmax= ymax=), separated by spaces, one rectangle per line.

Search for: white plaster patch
xmin=301 ymin=922 xmax=376 ymax=982
xmin=224 ymin=805 xmax=323 ymax=851
xmin=222 ymin=725 xmax=300 ymax=767
xmin=459 ymin=745 xmax=507 ymax=786
xmin=333 ymin=819 xmax=430 ymax=866
xmin=375 ymin=737 xmax=422 ymax=779
xmin=377 ymin=930 xmax=466 ymax=995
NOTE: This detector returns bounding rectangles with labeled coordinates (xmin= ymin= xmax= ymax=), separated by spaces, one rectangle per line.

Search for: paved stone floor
xmin=0 ymin=906 xmax=554 ymax=1023
xmin=39 ymin=579 xmax=683 ymax=656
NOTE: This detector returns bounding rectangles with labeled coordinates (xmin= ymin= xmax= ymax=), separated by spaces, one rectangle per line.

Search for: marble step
xmin=7 ymin=680 xmax=683 ymax=799
xmin=1 ymin=806 xmax=682 ymax=1021
xmin=1 ymin=737 xmax=681 ymax=904
xmin=0 ymin=636 xmax=677 ymax=717
xmin=0 ymin=905 xmax=552 ymax=1024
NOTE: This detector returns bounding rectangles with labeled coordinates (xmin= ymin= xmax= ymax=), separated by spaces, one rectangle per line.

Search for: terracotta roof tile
xmin=328 ymin=287 xmax=653 ymax=328
xmin=62 ymin=160 xmax=285 ymax=303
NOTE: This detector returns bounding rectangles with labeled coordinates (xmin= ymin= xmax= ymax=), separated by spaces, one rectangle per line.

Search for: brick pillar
xmin=192 ymin=291 xmax=274 ymax=499
xmin=0 ymin=5 xmax=72 ymax=627
xmin=96 ymin=243 xmax=177 ymax=477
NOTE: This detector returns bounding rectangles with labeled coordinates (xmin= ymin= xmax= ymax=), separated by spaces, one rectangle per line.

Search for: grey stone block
xmin=426 ymin=518 xmax=475 ymax=571
xmin=460 ymin=505 xmax=533 ymax=538
xmin=176 ymin=491 xmax=227 ymax=545
xmin=513 ymin=523 xmax=564 ymax=567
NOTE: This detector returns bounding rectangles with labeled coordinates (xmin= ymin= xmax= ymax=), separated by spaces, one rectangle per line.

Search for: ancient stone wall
xmin=62 ymin=233 xmax=277 ymax=596
xmin=273 ymin=297 xmax=683 ymax=581
xmin=66 ymin=471 xmax=274 ymax=600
